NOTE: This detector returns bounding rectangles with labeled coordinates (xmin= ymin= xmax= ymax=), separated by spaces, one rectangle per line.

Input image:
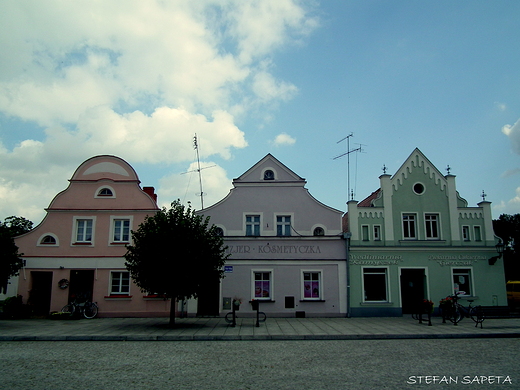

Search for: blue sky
xmin=1 ymin=1 xmax=519 ymax=225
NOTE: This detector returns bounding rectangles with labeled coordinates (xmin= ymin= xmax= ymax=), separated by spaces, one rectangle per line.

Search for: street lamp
xmin=488 ymin=241 xmax=505 ymax=265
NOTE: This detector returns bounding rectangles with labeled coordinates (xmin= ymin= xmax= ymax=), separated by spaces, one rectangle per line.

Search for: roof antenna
xmin=333 ymin=133 xmax=365 ymax=202
xmin=181 ymin=134 xmax=215 ymax=209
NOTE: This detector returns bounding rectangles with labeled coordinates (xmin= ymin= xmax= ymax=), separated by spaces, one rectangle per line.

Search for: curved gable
xmin=71 ymin=155 xmax=139 ymax=182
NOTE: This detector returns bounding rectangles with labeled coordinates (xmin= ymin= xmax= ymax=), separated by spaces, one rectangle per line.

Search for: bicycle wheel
xmin=470 ymin=306 xmax=484 ymax=324
xmin=224 ymin=312 xmax=234 ymax=324
xmin=83 ymin=302 xmax=98 ymax=319
xmin=61 ymin=304 xmax=75 ymax=315
xmin=447 ymin=306 xmax=462 ymax=324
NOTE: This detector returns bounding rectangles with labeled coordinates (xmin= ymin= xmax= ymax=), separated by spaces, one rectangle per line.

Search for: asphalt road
xmin=0 ymin=339 xmax=518 ymax=389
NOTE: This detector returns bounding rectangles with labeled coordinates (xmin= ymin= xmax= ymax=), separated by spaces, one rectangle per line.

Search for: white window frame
xmin=373 ymin=225 xmax=381 ymax=241
xmin=275 ymin=213 xmax=293 ymax=237
xmin=473 ymin=225 xmax=482 ymax=241
xmin=37 ymin=233 xmax=59 ymax=247
xmin=245 ymin=214 xmax=261 ymax=237
xmin=362 ymin=267 xmax=389 ymax=302
xmin=462 ymin=225 xmax=470 ymax=241
xmin=402 ymin=213 xmax=417 ymax=240
xmin=110 ymin=271 xmax=131 ymax=295
xmin=110 ymin=216 xmax=133 ymax=244
xmin=301 ymin=270 xmax=323 ymax=300
xmin=452 ymin=267 xmax=474 ymax=297
xmin=72 ymin=216 xmax=96 ymax=245
xmin=252 ymin=269 xmax=273 ymax=301
xmin=424 ymin=213 xmax=440 ymax=240
xmin=95 ymin=185 xmax=116 ymax=198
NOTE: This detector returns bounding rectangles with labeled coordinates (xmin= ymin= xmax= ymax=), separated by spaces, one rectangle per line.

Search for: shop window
xmin=245 ymin=215 xmax=260 ymax=236
xmin=113 ymin=219 xmax=130 ymax=243
xmin=253 ymin=271 xmax=272 ymax=300
xmin=363 ymin=268 xmax=388 ymax=302
xmin=276 ymin=216 xmax=291 ymax=236
xmin=453 ymin=269 xmax=472 ymax=296
xmin=462 ymin=226 xmax=470 ymax=241
xmin=303 ymin=271 xmax=321 ymax=300
xmin=425 ymin=214 xmax=440 ymax=239
xmin=362 ymin=225 xmax=369 ymax=241
xmin=402 ymin=214 xmax=417 ymax=239
xmin=74 ymin=218 xmax=93 ymax=243
xmin=373 ymin=225 xmax=381 ymax=241
xmin=474 ymin=226 xmax=482 ymax=241
xmin=110 ymin=271 xmax=130 ymax=295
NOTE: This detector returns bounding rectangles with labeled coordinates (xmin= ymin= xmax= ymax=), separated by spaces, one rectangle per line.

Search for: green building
xmin=345 ymin=148 xmax=505 ymax=317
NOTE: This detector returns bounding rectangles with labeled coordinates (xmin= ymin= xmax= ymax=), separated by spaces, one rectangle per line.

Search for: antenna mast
xmin=333 ymin=133 xmax=364 ymax=201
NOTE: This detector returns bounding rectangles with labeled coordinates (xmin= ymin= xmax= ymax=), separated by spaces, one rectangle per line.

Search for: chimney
xmin=143 ymin=187 xmax=157 ymax=202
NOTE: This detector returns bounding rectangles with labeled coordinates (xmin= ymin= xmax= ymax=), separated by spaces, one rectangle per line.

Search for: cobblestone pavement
xmin=1 ymin=315 xmax=520 ymax=341
xmin=0 ymin=338 xmax=518 ymax=389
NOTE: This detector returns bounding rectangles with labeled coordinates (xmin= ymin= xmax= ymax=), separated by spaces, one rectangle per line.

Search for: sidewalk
xmin=2 ymin=315 xmax=520 ymax=341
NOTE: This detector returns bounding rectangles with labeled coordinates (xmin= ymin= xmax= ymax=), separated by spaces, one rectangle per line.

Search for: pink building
xmin=15 ymin=155 xmax=171 ymax=317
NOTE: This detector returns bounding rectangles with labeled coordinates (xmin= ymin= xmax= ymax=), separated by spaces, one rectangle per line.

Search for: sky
xmin=1 ymin=0 xmax=519 ymax=226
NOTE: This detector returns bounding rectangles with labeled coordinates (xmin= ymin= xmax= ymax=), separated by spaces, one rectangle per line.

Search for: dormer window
xmin=313 ymin=227 xmax=325 ymax=236
xmin=98 ymin=188 xmax=113 ymax=196
xmin=263 ymin=170 xmax=275 ymax=180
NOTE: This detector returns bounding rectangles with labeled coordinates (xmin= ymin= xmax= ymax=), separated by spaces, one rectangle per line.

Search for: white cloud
xmin=272 ymin=132 xmax=296 ymax=147
xmin=495 ymin=102 xmax=507 ymax=112
xmin=0 ymin=0 xmax=317 ymax=221
xmin=502 ymin=118 xmax=520 ymax=155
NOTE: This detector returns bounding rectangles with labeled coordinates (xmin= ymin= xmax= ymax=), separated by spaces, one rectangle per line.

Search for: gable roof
xmin=233 ymin=153 xmax=305 ymax=186
xmin=390 ymin=148 xmax=447 ymax=191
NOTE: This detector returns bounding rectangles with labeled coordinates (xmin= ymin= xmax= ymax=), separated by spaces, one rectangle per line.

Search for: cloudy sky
xmin=1 ymin=0 xmax=519 ymax=225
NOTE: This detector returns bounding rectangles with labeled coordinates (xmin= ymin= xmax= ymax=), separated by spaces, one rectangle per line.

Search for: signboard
xmin=224 ymin=265 xmax=233 ymax=273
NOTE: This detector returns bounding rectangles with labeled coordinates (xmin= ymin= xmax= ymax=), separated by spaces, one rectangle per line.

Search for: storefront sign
xmin=226 ymin=245 xmax=322 ymax=255
xmin=224 ymin=265 xmax=233 ymax=273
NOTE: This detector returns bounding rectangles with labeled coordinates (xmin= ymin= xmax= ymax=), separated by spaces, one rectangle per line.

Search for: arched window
xmin=214 ymin=227 xmax=224 ymax=237
xmin=313 ymin=227 xmax=325 ymax=236
xmin=263 ymin=170 xmax=275 ymax=180
xmin=98 ymin=188 xmax=113 ymax=196
xmin=40 ymin=235 xmax=57 ymax=245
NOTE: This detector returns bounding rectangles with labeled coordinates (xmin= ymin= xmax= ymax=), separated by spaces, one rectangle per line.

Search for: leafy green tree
xmin=124 ymin=200 xmax=228 ymax=325
xmin=0 ymin=216 xmax=33 ymax=294
xmin=493 ymin=214 xmax=520 ymax=280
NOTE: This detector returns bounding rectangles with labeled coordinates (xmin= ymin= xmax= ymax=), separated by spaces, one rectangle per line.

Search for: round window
xmin=413 ymin=183 xmax=425 ymax=195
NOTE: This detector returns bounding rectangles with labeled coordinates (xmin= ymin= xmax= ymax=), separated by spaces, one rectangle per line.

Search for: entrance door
xmin=196 ymin=276 xmax=220 ymax=316
xmin=68 ymin=270 xmax=95 ymax=302
xmin=30 ymin=271 xmax=53 ymax=315
xmin=400 ymin=269 xmax=426 ymax=314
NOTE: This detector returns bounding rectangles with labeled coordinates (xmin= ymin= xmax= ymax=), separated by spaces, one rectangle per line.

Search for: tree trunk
xmin=169 ymin=298 xmax=176 ymax=327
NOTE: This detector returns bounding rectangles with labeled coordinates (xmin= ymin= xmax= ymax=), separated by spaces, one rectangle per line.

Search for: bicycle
xmin=61 ymin=299 xmax=99 ymax=319
xmin=441 ymin=292 xmax=484 ymax=327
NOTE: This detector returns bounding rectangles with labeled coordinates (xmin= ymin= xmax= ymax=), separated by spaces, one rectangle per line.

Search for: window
xmin=402 ymin=214 xmax=416 ymax=239
xmin=40 ymin=235 xmax=57 ymax=245
xmin=113 ymin=219 xmax=130 ymax=242
xmin=425 ymin=214 xmax=439 ymax=239
xmin=246 ymin=215 xmax=260 ymax=236
xmin=110 ymin=271 xmax=130 ymax=295
xmin=313 ymin=227 xmax=325 ymax=236
xmin=453 ymin=269 xmax=472 ymax=296
xmin=413 ymin=183 xmax=425 ymax=195
xmin=462 ymin=226 xmax=470 ymax=241
xmin=474 ymin=226 xmax=482 ymax=241
xmin=214 ymin=227 xmax=224 ymax=237
xmin=363 ymin=268 xmax=388 ymax=302
xmin=373 ymin=225 xmax=381 ymax=241
xmin=98 ymin=188 xmax=113 ymax=196
xmin=303 ymin=272 xmax=321 ymax=300
xmin=263 ymin=170 xmax=275 ymax=180
xmin=254 ymin=271 xmax=272 ymax=299
xmin=362 ymin=225 xmax=369 ymax=241
xmin=277 ymin=216 xmax=291 ymax=236
xmin=75 ymin=219 xmax=93 ymax=243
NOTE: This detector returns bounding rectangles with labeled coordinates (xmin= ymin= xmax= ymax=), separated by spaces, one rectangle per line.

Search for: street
xmin=0 ymin=339 xmax=518 ymax=389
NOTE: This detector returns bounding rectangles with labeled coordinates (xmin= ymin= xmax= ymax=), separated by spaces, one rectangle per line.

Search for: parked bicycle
xmin=62 ymin=298 xmax=98 ymax=319
xmin=440 ymin=292 xmax=484 ymax=327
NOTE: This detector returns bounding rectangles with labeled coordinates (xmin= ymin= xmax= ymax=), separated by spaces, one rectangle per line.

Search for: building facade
xmin=192 ymin=154 xmax=347 ymax=317
xmin=345 ymin=148 xmax=506 ymax=317
xmin=15 ymin=155 xmax=171 ymax=317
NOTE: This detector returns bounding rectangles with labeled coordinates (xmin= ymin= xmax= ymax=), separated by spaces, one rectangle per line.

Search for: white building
xmin=196 ymin=154 xmax=347 ymax=317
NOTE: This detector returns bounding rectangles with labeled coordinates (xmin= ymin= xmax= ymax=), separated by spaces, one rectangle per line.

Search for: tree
xmin=493 ymin=214 xmax=520 ymax=281
xmin=0 ymin=216 xmax=33 ymax=294
xmin=124 ymin=200 xmax=229 ymax=325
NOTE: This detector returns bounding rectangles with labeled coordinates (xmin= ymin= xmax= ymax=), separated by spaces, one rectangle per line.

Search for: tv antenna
xmin=181 ymin=134 xmax=215 ymax=209
xmin=333 ymin=133 xmax=365 ymax=201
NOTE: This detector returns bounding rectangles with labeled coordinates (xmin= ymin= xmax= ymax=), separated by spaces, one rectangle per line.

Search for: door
xmin=68 ymin=270 xmax=95 ymax=302
xmin=400 ymin=269 xmax=427 ymax=314
xmin=29 ymin=271 xmax=53 ymax=315
xmin=197 ymin=276 xmax=220 ymax=316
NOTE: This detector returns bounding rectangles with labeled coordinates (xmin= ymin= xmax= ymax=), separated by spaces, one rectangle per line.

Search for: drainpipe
xmin=344 ymin=232 xmax=352 ymax=318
